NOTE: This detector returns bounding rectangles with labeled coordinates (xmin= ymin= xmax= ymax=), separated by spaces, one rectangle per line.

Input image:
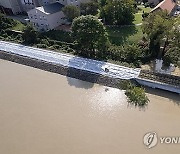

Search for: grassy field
xmin=11 ymin=21 xmax=26 ymax=31
xmin=106 ymin=25 xmax=144 ymax=45
xmin=133 ymin=13 xmax=143 ymax=25
xmin=106 ymin=5 xmax=150 ymax=46
xmin=133 ymin=6 xmax=151 ymax=25
xmin=138 ymin=5 xmax=151 ymax=13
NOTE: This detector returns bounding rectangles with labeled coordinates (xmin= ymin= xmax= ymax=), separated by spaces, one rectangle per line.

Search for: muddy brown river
xmin=0 ymin=59 xmax=180 ymax=154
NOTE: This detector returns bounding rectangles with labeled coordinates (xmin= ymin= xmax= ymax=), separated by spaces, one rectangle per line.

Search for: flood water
xmin=0 ymin=59 xmax=180 ymax=154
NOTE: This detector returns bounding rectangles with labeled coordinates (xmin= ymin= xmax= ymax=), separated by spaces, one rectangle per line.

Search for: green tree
xmin=99 ymin=0 xmax=107 ymax=7
xmin=101 ymin=0 xmax=135 ymax=25
xmin=0 ymin=13 xmax=16 ymax=30
xmin=80 ymin=1 xmax=99 ymax=15
xmin=72 ymin=15 xmax=109 ymax=58
xmin=118 ymin=80 xmax=149 ymax=107
xmin=142 ymin=11 xmax=174 ymax=58
xmin=22 ymin=24 xmax=38 ymax=44
xmin=62 ymin=5 xmax=80 ymax=22
xmin=163 ymin=18 xmax=180 ymax=67
xmin=125 ymin=86 xmax=149 ymax=107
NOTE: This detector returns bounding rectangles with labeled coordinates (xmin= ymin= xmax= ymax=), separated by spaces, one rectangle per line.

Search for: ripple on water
xmin=87 ymin=86 xmax=127 ymax=118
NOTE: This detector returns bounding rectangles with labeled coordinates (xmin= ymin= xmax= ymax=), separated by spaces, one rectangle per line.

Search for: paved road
xmin=0 ymin=41 xmax=140 ymax=79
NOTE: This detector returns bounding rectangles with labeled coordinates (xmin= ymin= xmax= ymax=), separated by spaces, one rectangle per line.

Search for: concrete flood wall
xmin=0 ymin=49 xmax=180 ymax=94
xmin=0 ymin=50 xmax=122 ymax=89
xmin=136 ymin=78 xmax=180 ymax=94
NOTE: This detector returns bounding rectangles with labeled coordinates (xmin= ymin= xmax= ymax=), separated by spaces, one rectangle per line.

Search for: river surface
xmin=0 ymin=59 xmax=180 ymax=154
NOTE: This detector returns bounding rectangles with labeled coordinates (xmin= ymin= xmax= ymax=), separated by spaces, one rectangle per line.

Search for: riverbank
xmin=0 ymin=41 xmax=179 ymax=94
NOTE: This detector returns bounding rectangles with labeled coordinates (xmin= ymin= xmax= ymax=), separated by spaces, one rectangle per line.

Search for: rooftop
xmin=151 ymin=0 xmax=177 ymax=13
xmin=36 ymin=2 xmax=64 ymax=14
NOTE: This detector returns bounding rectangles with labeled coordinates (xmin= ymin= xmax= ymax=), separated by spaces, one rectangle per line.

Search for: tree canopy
xmin=0 ymin=13 xmax=16 ymax=30
xmin=72 ymin=15 xmax=109 ymax=58
xmin=100 ymin=0 xmax=135 ymax=25
xmin=22 ymin=24 xmax=38 ymax=44
xmin=142 ymin=11 xmax=175 ymax=58
xmin=62 ymin=5 xmax=80 ymax=22
xmin=80 ymin=1 xmax=99 ymax=15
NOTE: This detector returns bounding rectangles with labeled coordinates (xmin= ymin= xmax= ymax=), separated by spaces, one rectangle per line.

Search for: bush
xmin=41 ymin=30 xmax=73 ymax=43
xmin=125 ymin=86 xmax=149 ymax=107
xmin=124 ymin=44 xmax=142 ymax=62
xmin=40 ymin=39 xmax=50 ymax=46
xmin=36 ymin=44 xmax=47 ymax=48
xmin=142 ymin=12 xmax=149 ymax=19
xmin=80 ymin=2 xmax=99 ymax=15
xmin=0 ymin=14 xmax=17 ymax=30
xmin=118 ymin=80 xmax=135 ymax=90
xmin=163 ymin=47 xmax=180 ymax=67
xmin=118 ymin=80 xmax=149 ymax=107
xmin=52 ymin=45 xmax=60 ymax=49
xmin=22 ymin=24 xmax=38 ymax=44
xmin=62 ymin=5 xmax=80 ymax=22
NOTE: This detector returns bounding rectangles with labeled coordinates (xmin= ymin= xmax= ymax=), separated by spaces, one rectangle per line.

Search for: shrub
xmin=36 ymin=44 xmax=47 ymax=49
xmin=118 ymin=80 xmax=149 ymax=107
xmin=163 ymin=47 xmax=180 ymax=67
xmin=42 ymin=30 xmax=73 ymax=43
xmin=52 ymin=45 xmax=60 ymax=49
xmin=142 ymin=12 xmax=149 ymax=19
xmin=125 ymin=86 xmax=149 ymax=107
xmin=22 ymin=24 xmax=38 ymax=44
xmin=40 ymin=39 xmax=50 ymax=46
xmin=124 ymin=44 xmax=142 ymax=63
xmin=62 ymin=5 xmax=80 ymax=22
xmin=80 ymin=1 xmax=99 ymax=15
xmin=0 ymin=14 xmax=17 ymax=29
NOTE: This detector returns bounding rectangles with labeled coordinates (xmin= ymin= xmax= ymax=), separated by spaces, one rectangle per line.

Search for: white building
xmin=27 ymin=2 xmax=66 ymax=31
xmin=0 ymin=0 xmax=23 ymax=14
xmin=27 ymin=0 xmax=91 ymax=31
xmin=0 ymin=0 xmax=91 ymax=15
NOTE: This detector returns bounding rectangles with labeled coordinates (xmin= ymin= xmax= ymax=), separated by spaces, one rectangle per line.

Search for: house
xmin=27 ymin=0 xmax=91 ymax=31
xmin=150 ymin=0 xmax=177 ymax=14
xmin=148 ymin=0 xmax=162 ymax=6
xmin=0 ymin=0 xmax=60 ymax=15
xmin=27 ymin=2 xmax=66 ymax=31
xmin=0 ymin=0 xmax=91 ymax=15
xmin=0 ymin=0 xmax=23 ymax=15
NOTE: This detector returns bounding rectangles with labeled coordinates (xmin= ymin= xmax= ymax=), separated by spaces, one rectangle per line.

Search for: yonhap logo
xmin=143 ymin=132 xmax=180 ymax=149
xmin=143 ymin=132 xmax=158 ymax=149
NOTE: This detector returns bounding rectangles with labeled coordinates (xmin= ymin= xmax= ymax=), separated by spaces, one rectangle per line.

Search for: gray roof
xmin=37 ymin=2 xmax=64 ymax=14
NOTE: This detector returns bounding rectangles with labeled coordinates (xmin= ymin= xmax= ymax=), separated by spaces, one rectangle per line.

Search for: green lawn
xmin=106 ymin=25 xmax=144 ymax=46
xmin=133 ymin=5 xmax=151 ymax=25
xmin=133 ymin=13 xmax=143 ymax=25
xmin=11 ymin=21 xmax=26 ymax=31
xmin=138 ymin=5 xmax=151 ymax=13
